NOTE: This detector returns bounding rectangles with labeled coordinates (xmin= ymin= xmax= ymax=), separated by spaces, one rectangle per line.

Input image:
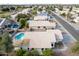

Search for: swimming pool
xmin=15 ymin=33 xmax=25 ymax=40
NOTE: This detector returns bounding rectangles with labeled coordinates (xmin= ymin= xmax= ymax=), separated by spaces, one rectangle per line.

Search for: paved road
xmin=52 ymin=12 xmax=79 ymax=40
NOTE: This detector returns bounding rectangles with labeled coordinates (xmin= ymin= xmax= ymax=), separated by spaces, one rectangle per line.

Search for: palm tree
xmin=19 ymin=18 xmax=26 ymax=28
xmin=19 ymin=18 xmax=29 ymax=29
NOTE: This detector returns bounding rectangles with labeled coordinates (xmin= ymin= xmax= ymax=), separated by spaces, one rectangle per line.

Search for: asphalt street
xmin=52 ymin=12 xmax=79 ymax=40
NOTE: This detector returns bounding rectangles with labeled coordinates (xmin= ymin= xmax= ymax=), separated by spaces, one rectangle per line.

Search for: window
xmin=41 ymin=48 xmax=44 ymax=51
xmin=52 ymin=28 xmax=54 ymax=29
xmin=51 ymin=43 xmax=53 ymax=47
xmin=38 ymin=26 xmax=40 ymax=28
xmin=43 ymin=26 xmax=46 ymax=28
xmin=28 ymin=48 xmax=29 ymax=50
xmin=43 ymin=26 xmax=47 ymax=30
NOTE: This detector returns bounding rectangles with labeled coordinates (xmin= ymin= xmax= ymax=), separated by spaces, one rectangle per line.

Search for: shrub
xmin=16 ymin=49 xmax=26 ymax=56
xmin=71 ymin=42 xmax=79 ymax=54
xmin=16 ymin=49 xmax=40 ymax=56
xmin=1 ymin=8 xmax=10 ymax=12
xmin=25 ymin=49 xmax=40 ymax=56
xmin=42 ymin=49 xmax=55 ymax=56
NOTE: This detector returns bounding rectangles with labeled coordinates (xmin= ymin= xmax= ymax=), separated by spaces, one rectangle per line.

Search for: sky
xmin=0 ymin=0 xmax=79 ymax=5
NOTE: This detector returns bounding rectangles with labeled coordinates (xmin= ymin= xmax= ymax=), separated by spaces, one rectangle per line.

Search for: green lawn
xmin=0 ymin=7 xmax=28 ymax=18
xmin=0 ymin=11 xmax=11 ymax=18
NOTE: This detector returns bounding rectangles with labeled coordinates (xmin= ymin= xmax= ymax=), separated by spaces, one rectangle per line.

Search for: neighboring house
xmin=28 ymin=20 xmax=56 ymax=30
xmin=21 ymin=8 xmax=31 ymax=14
xmin=0 ymin=18 xmax=20 ymax=30
xmin=0 ymin=5 xmax=16 ymax=10
xmin=73 ymin=17 xmax=79 ymax=23
xmin=11 ymin=8 xmax=31 ymax=20
xmin=63 ymin=8 xmax=69 ymax=12
xmin=72 ymin=7 xmax=79 ymax=13
xmin=11 ymin=12 xmax=21 ymax=20
xmin=13 ymin=29 xmax=63 ymax=49
xmin=71 ymin=13 xmax=78 ymax=19
xmin=34 ymin=15 xmax=48 ymax=21
xmin=28 ymin=12 xmax=56 ymax=30
xmin=55 ymin=8 xmax=60 ymax=13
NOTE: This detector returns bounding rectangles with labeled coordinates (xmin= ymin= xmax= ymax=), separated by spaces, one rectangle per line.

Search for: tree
xmin=38 ymin=8 xmax=42 ymax=12
xmin=0 ymin=32 xmax=13 ymax=55
xmin=10 ymin=7 xmax=15 ymax=10
xmin=26 ymin=22 xmax=29 ymax=28
xmin=47 ymin=5 xmax=55 ymax=11
xmin=19 ymin=18 xmax=26 ymax=28
xmin=52 ymin=6 xmax=55 ymax=11
xmin=31 ymin=9 xmax=37 ymax=16
xmin=45 ymin=6 xmax=55 ymax=14
xmin=59 ymin=6 xmax=63 ymax=11
xmin=16 ymin=14 xmax=29 ymax=28
xmin=16 ymin=14 xmax=27 ymax=21
xmin=16 ymin=14 xmax=31 ymax=22
xmin=42 ymin=49 xmax=55 ymax=56
xmin=1 ymin=8 xmax=10 ymax=12
xmin=26 ymin=13 xmax=32 ymax=19
xmin=69 ymin=7 xmax=72 ymax=12
xmin=61 ymin=13 xmax=66 ymax=17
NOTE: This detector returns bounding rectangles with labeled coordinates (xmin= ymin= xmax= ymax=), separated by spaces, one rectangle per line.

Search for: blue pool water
xmin=15 ymin=33 xmax=25 ymax=40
